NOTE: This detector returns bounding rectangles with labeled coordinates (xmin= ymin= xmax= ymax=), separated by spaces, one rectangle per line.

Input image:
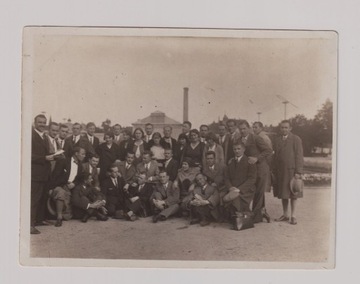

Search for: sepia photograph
xmin=20 ymin=27 xmax=337 ymax=268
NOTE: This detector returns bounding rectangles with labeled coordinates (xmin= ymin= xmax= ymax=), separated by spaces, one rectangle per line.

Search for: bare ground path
xmin=30 ymin=187 xmax=332 ymax=263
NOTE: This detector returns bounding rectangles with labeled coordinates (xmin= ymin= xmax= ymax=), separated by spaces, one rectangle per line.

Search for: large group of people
xmin=30 ymin=115 xmax=304 ymax=235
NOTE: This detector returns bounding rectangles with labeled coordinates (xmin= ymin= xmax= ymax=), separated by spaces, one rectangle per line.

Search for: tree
xmin=313 ymin=99 xmax=333 ymax=148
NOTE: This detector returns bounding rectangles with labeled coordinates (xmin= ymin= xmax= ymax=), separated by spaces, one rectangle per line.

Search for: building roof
xmin=132 ymin=110 xmax=182 ymax=125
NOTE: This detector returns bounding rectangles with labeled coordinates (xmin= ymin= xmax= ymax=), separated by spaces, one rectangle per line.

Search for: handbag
xmin=232 ymin=211 xmax=254 ymax=231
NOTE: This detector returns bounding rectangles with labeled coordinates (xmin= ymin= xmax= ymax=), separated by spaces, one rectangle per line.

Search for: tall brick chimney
xmin=183 ymin=87 xmax=189 ymax=122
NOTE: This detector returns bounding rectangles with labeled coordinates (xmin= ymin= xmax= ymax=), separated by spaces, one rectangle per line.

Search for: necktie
xmin=126 ymin=164 xmax=130 ymax=170
xmin=242 ymin=137 xmax=247 ymax=144
xmin=114 ymin=179 xmax=118 ymax=187
xmin=73 ymin=136 xmax=76 ymax=143
xmin=59 ymin=139 xmax=64 ymax=149
xmin=53 ymin=139 xmax=57 ymax=151
xmin=90 ymin=136 xmax=93 ymax=145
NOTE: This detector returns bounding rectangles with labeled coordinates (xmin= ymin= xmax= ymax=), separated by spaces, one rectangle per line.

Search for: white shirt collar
xmin=34 ymin=128 xmax=44 ymax=138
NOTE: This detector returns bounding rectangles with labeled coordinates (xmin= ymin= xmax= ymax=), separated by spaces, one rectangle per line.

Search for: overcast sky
xmin=29 ymin=30 xmax=337 ymax=129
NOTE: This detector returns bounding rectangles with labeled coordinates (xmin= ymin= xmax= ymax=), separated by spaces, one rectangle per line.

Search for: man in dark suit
xmin=199 ymin=124 xmax=209 ymax=143
xmin=161 ymin=126 xmax=177 ymax=151
xmin=239 ymin=120 xmax=272 ymax=223
xmin=71 ymin=173 xmax=108 ymax=222
xmin=83 ymin=122 xmax=100 ymax=161
xmin=37 ymin=122 xmax=64 ymax=226
xmin=163 ymin=148 xmax=179 ymax=182
xmin=64 ymin=123 xmax=87 ymax=157
xmin=57 ymin=124 xmax=72 ymax=158
xmin=115 ymin=151 xmax=138 ymax=190
xmin=273 ymin=120 xmax=304 ymax=225
xmin=82 ymin=153 xmax=100 ymax=190
xmin=144 ymin=123 xmax=154 ymax=148
xmin=202 ymin=150 xmax=226 ymax=220
xmin=151 ymin=171 xmax=180 ymax=222
xmin=49 ymin=147 xmax=86 ymax=227
xmin=225 ymin=119 xmax=241 ymax=163
xmin=136 ymin=151 xmax=160 ymax=182
xmin=218 ymin=123 xmax=231 ymax=163
xmin=113 ymin=124 xmax=124 ymax=145
xmin=127 ymin=173 xmax=155 ymax=217
xmin=224 ymin=142 xmax=257 ymax=214
xmin=101 ymin=165 xmax=140 ymax=221
xmin=31 ymin=114 xmax=53 ymax=234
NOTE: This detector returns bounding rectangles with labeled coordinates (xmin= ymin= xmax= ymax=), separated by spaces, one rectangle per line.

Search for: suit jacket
xmin=71 ymin=184 xmax=105 ymax=210
xmin=226 ymin=130 xmax=241 ymax=163
xmin=64 ymin=135 xmax=87 ymax=157
xmin=31 ymin=129 xmax=51 ymax=182
xmin=49 ymin=157 xmax=84 ymax=189
xmin=96 ymin=142 xmax=121 ymax=180
xmin=118 ymin=139 xmax=135 ymax=161
xmin=184 ymin=183 xmax=219 ymax=209
xmin=128 ymin=183 xmax=155 ymax=200
xmin=100 ymin=176 xmax=126 ymax=202
xmin=242 ymin=133 xmax=272 ymax=176
xmin=163 ymin=158 xmax=179 ymax=182
xmin=160 ymin=137 xmax=177 ymax=151
xmin=273 ymin=133 xmax=304 ymax=174
xmin=202 ymin=144 xmax=225 ymax=167
xmin=218 ymin=133 xmax=231 ymax=163
xmin=202 ymin=163 xmax=226 ymax=190
xmin=57 ymin=137 xmax=72 ymax=158
xmin=225 ymin=155 xmax=257 ymax=197
xmin=136 ymin=160 xmax=160 ymax=181
xmin=151 ymin=181 xmax=180 ymax=206
xmin=82 ymin=162 xmax=100 ymax=188
xmin=82 ymin=134 xmax=100 ymax=159
xmin=115 ymin=160 xmax=137 ymax=185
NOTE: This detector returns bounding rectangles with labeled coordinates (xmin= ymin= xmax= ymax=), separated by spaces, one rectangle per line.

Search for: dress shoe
xmin=289 ymin=217 xmax=297 ymax=225
xmin=30 ymin=226 xmax=40 ymax=234
xmin=55 ymin=219 xmax=62 ymax=227
xmin=159 ymin=215 xmax=167 ymax=221
xmin=152 ymin=214 xmax=160 ymax=223
xmin=200 ymin=219 xmax=210 ymax=227
xmin=129 ymin=214 xmax=138 ymax=222
xmin=263 ymin=212 xmax=271 ymax=223
xmin=81 ymin=214 xmax=90 ymax=223
xmin=189 ymin=218 xmax=200 ymax=225
xmin=275 ymin=215 xmax=289 ymax=222
xmin=95 ymin=212 xmax=108 ymax=221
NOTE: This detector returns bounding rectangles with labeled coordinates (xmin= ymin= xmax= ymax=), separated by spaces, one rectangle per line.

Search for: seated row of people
xmin=48 ymin=141 xmax=257 ymax=228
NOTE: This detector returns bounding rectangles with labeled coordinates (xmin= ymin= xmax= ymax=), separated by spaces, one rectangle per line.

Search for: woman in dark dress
xmin=174 ymin=133 xmax=188 ymax=165
xmin=182 ymin=129 xmax=205 ymax=168
xmin=96 ymin=131 xmax=121 ymax=182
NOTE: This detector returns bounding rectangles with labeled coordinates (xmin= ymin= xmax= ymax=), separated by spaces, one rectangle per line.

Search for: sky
xmin=28 ymin=29 xmax=337 ymax=129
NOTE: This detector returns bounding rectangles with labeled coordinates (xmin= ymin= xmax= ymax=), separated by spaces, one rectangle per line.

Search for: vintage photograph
xmin=21 ymin=27 xmax=337 ymax=268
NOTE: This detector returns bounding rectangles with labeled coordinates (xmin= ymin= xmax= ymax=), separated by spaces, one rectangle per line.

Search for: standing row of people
xmin=30 ymin=115 xmax=303 ymax=234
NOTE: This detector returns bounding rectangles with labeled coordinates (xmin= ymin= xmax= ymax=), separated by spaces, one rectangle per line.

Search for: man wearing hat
xmin=223 ymin=142 xmax=257 ymax=215
xmin=272 ymin=120 xmax=304 ymax=225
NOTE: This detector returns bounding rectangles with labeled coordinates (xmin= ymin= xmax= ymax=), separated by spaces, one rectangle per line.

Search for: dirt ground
xmin=30 ymin=187 xmax=332 ymax=263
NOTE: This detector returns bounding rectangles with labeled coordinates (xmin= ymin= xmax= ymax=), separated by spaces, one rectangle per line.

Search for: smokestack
xmin=183 ymin=87 xmax=189 ymax=122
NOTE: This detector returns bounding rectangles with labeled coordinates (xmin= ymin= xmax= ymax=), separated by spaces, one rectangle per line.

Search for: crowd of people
xmin=30 ymin=115 xmax=304 ymax=235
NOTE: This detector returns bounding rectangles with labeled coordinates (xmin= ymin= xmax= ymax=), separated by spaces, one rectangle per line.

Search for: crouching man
xmin=151 ymin=171 xmax=180 ymax=223
xmin=182 ymin=173 xmax=219 ymax=226
xmin=223 ymin=142 xmax=257 ymax=216
xmin=71 ymin=173 xmax=108 ymax=222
